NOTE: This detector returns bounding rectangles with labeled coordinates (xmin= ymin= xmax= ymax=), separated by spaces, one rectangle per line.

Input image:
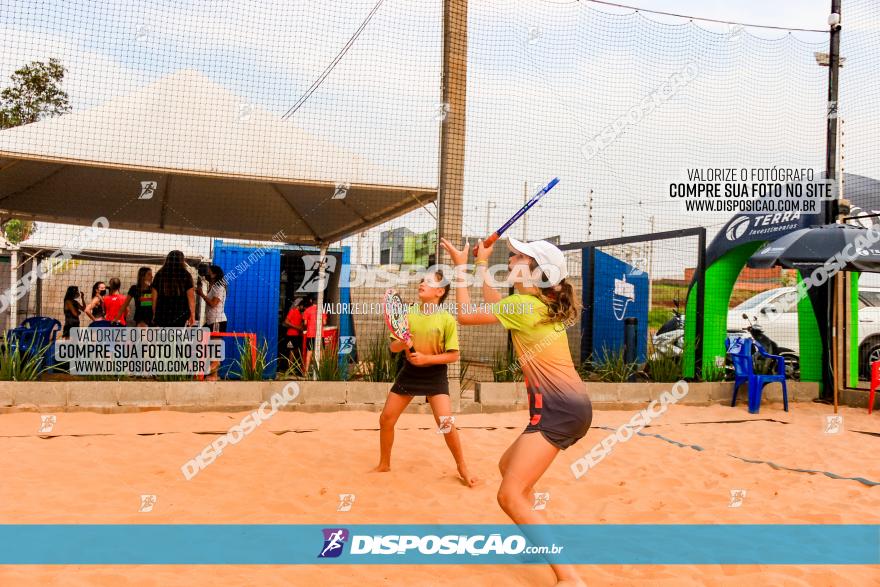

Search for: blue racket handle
xmin=473 ymin=177 xmax=559 ymax=257
xmin=497 ymin=177 xmax=559 ymax=236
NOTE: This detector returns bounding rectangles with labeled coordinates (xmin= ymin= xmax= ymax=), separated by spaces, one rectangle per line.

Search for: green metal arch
xmin=682 ymin=242 xmax=823 ymax=390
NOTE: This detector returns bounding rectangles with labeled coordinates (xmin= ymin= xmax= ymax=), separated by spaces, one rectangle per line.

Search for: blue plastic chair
xmin=726 ymin=337 xmax=751 ymax=407
xmin=6 ymin=316 xmax=62 ymax=371
xmin=19 ymin=316 xmax=62 ymax=334
xmin=725 ymin=336 xmax=788 ymax=414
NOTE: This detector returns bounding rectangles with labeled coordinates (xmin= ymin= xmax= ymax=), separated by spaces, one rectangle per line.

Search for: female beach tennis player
xmin=374 ymin=271 xmax=479 ymax=488
xmin=440 ymin=236 xmax=591 ymax=586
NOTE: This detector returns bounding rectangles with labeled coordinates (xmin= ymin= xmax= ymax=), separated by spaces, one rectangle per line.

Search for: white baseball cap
xmin=507 ymin=237 xmax=569 ymax=286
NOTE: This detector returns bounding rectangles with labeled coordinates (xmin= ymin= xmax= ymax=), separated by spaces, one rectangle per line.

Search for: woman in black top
xmin=62 ymin=286 xmax=86 ymax=338
xmin=120 ymin=267 xmax=154 ymax=327
xmin=151 ymin=251 xmax=195 ymax=327
xmin=83 ymin=281 xmax=107 ymax=322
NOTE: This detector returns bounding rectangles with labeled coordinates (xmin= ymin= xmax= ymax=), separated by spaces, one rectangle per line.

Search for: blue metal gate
xmin=212 ymin=242 xmax=281 ymax=379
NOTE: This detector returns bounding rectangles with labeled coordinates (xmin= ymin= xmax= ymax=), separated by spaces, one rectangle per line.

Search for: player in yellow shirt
xmin=374 ymin=270 xmax=479 ymax=488
xmin=441 ymin=236 xmax=591 ymax=586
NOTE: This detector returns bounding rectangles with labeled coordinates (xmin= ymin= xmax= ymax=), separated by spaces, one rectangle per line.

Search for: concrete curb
xmin=0 ymin=379 xmax=841 ymax=414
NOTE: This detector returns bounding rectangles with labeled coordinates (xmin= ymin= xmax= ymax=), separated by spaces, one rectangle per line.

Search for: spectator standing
xmin=83 ymin=281 xmax=107 ymax=322
xmin=302 ymin=294 xmax=327 ymax=375
xmin=119 ymin=267 xmax=154 ymax=327
xmin=197 ymin=265 xmax=227 ymax=332
xmin=62 ymin=286 xmax=86 ymax=338
xmin=151 ymin=250 xmax=195 ymax=327
xmin=103 ymin=278 xmax=128 ymax=325
xmin=196 ymin=265 xmax=227 ymax=381
xmin=282 ymin=298 xmax=305 ymax=371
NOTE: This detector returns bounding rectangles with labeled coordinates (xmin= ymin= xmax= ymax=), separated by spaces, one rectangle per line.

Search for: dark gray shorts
xmin=523 ymin=390 xmax=592 ymax=450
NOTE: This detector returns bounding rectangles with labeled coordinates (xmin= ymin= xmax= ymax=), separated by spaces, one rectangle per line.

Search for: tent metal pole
xmin=34 ymin=254 xmax=42 ymax=316
xmin=9 ymin=248 xmax=18 ymax=327
xmin=312 ymin=243 xmax=328 ymax=379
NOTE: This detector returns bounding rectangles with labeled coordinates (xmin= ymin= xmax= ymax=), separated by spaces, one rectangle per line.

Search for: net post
xmin=580 ymin=246 xmax=595 ymax=365
xmin=695 ymin=228 xmax=706 ymax=380
xmin=438 ymin=0 xmax=468 ymax=382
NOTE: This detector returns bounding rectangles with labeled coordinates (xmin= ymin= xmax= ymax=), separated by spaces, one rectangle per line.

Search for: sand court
xmin=0 ymin=402 xmax=878 ymax=585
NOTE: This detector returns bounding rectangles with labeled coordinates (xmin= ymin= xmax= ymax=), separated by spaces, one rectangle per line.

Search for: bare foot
xmin=457 ymin=463 xmax=479 ymax=487
xmin=373 ymin=464 xmax=391 ymax=472
xmin=554 ymin=579 xmax=586 ymax=587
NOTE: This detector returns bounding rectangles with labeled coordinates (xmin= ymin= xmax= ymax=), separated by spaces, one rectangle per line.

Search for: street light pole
xmin=823 ymin=0 xmax=842 ymax=406
xmin=825 ymin=0 xmax=842 ymax=225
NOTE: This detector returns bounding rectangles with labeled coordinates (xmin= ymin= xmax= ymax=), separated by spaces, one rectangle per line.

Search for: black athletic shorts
xmin=522 ymin=389 xmax=592 ymax=450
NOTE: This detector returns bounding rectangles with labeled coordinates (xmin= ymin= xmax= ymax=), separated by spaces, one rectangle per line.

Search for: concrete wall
xmin=0 ymin=380 xmax=460 ymax=414
xmin=478 ymin=380 xmax=821 ymax=411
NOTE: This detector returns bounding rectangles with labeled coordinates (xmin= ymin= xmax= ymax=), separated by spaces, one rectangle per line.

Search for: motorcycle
xmin=728 ymin=312 xmax=800 ymax=379
xmin=651 ymin=298 xmax=684 ymax=357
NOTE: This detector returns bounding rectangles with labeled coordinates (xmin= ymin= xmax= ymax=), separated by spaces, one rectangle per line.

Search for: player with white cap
xmin=440 ymin=235 xmax=592 ymax=587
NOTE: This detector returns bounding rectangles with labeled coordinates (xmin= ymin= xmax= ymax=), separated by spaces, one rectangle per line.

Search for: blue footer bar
xmin=0 ymin=525 xmax=877 ymax=565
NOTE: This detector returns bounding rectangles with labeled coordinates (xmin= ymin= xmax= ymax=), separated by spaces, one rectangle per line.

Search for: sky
xmin=1 ymin=0 xmax=875 ymax=276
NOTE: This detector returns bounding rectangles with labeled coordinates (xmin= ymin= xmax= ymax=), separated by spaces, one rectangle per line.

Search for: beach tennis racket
xmin=383 ymin=289 xmax=414 ymax=353
xmin=472 ymin=177 xmax=560 ymax=257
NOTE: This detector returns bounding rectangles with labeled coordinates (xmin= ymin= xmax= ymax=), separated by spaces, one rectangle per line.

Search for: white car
xmin=728 ymin=277 xmax=880 ymax=378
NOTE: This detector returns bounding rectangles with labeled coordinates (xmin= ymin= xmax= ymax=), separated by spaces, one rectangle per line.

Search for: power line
xmin=582 ymin=0 xmax=827 ymax=33
xmin=282 ymin=0 xmax=387 ymax=121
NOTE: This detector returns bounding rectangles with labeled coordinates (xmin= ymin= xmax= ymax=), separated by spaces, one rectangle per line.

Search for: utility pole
xmin=838 ymin=118 xmax=845 ymax=200
xmin=825 ymin=0 xmax=842 ymax=405
xmin=825 ymin=0 xmax=842 ymax=225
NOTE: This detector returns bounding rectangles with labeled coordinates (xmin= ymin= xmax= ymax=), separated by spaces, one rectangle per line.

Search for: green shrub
xmin=279 ymin=353 xmax=306 ymax=380
xmin=592 ymin=346 xmax=637 ymax=383
xmin=0 ymin=336 xmax=53 ymax=381
xmin=312 ymin=344 xmax=346 ymax=381
xmin=644 ymin=352 xmax=682 ymax=382
xmin=576 ymin=361 xmax=590 ymax=380
xmin=700 ymin=361 xmax=728 ymax=382
xmin=459 ymin=360 xmax=477 ymax=391
xmin=360 ymin=335 xmax=402 ymax=382
xmin=644 ymin=341 xmax=683 ymax=382
xmin=230 ymin=340 xmax=272 ymax=381
xmin=492 ymin=345 xmax=522 ymax=382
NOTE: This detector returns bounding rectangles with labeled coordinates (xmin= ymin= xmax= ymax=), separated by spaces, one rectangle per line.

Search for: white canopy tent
xmin=0 ymin=70 xmax=437 ymax=359
xmin=0 ymin=70 xmax=437 ymax=244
